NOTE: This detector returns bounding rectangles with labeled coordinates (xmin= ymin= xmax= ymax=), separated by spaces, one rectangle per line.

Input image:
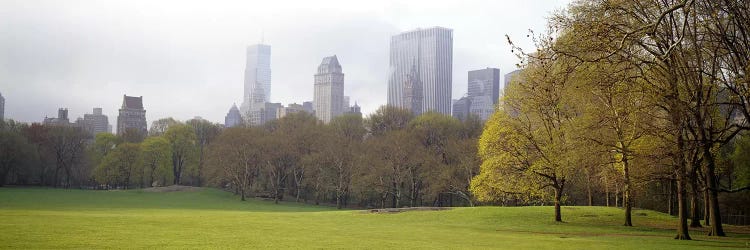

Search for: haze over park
xmin=1 ymin=0 xmax=750 ymax=249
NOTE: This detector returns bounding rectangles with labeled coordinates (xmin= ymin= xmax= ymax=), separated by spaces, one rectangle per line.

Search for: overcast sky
xmin=0 ymin=0 xmax=570 ymax=126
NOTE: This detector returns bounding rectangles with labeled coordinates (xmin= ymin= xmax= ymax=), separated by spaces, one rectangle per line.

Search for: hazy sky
xmin=0 ymin=0 xmax=570 ymax=125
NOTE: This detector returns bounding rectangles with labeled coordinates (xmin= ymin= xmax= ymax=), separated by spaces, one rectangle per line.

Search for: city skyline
xmin=388 ymin=27 xmax=453 ymax=115
xmin=0 ymin=0 xmax=571 ymax=125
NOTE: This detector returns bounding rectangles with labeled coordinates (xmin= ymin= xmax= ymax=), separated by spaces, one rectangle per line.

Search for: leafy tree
xmin=89 ymin=133 xmax=122 ymax=166
xmin=439 ymin=137 xmax=479 ymax=206
xmin=21 ymin=123 xmax=53 ymax=186
xmin=206 ymin=127 xmax=266 ymax=201
xmin=149 ymin=117 xmax=179 ymax=137
xmin=0 ymin=130 xmax=38 ymax=186
xmin=140 ymin=136 xmax=172 ymax=187
xmin=732 ymin=135 xmax=750 ymax=189
xmin=326 ymin=114 xmax=366 ymax=208
xmin=365 ymin=106 xmax=414 ymax=137
xmin=164 ymin=124 xmax=196 ymax=185
xmin=120 ymin=127 xmax=145 ymax=143
xmin=94 ymin=143 xmax=142 ymax=189
xmin=472 ymin=46 xmax=584 ymax=222
xmin=264 ymin=112 xmax=320 ymax=204
xmin=48 ymin=126 xmax=87 ymax=188
xmin=186 ymin=118 xmax=221 ymax=186
xmin=364 ymin=130 xmax=431 ymax=208
xmin=554 ymin=0 xmax=750 ymax=238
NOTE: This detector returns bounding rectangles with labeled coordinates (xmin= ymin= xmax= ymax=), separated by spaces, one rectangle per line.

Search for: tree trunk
xmin=690 ymin=171 xmax=702 ymax=228
xmin=615 ymin=183 xmax=619 ymax=208
xmin=704 ymin=189 xmax=710 ymax=226
xmin=336 ymin=194 xmax=342 ymax=209
xmin=53 ymin=166 xmax=60 ymax=188
xmin=675 ymin=173 xmax=691 ymax=240
xmin=668 ymin=179 xmax=674 ymax=215
xmin=274 ymin=183 xmax=281 ymax=204
xmin=64 ymin=167 xmax=72 ymax=189
xmin=391 ymin=181 xmax=399 ymax=208
xmin=623 ymin=157 xmax=632 ymax=226
xmin=0 ymin=167 xmax=10 ymax=187
xmin=704 ymin=148 xmax=725 ymax=236
xmin=586 ymin=175 xmax=593 ymax=206
xmin=196 ymin=146 xmax=204 ymax=187
xmin=605 ymin=177 xmax=610 ymax=207
xmin=554 ymin=187 xmax=562 ymax=222
xmin=674 ymin=133 xmax=691 ymax=240
xmin=240 ymin=187 xmax=246 ymax=201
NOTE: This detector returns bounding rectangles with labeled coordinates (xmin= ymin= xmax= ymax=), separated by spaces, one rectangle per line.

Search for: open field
xmin=1 ymin=188 xmax=748 ymax=249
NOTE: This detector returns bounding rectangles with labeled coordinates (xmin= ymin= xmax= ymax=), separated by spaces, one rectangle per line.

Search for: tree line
xmin=0 ymin=108 xmax=482 ymax=210
xmin=205 ymin=110 xmax=483 ymax=209
xmin=471 ymin=0 xmax=750 ymax=240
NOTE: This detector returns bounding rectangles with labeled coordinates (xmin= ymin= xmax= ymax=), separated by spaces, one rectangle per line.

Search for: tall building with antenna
xmin=240 ymin=43 xmax=272 ymax=120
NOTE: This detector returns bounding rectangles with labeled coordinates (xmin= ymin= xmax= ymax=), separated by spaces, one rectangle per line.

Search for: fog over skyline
xmin=0 ymin=0 xmax=570 ymax=125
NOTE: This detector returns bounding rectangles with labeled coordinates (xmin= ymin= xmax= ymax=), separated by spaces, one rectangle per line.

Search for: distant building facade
xmin=343 ymin=96 xmax=350 ymax=114
xmin=277 ymin=103 xmax=307 ymax=119
xmin=263 ymin=102 xmax=282 ymax=123
xmin=82 ymin=108 xmax=110 ymax=136
xmin=388 ymin=27 xmax=453 ymax=115
xmin=240 ymin=44 xmax=272 ymax=116
xmin=117 ymin=95 xmax=147 ymax=136
xmin=504 ymin=69 xmax=522 ymax=93
xmin=43 ymin=108 xmax=70 ymax=126
xmin=345 ymin=102 xmax=362 ymax=118
xmin=245 ymin=102 xmax=282 ymax=126
xmin=452 ymin=97 xmax=471 ymax=121
xmin=224 ymin=103 xmax=243 ymax=128
xmin=503 ymin=70 xmax=522 ymax=116
xmin=314 ymin=55 xmax=345 ymax=123
xmin=302 ymin=101 xmax=315 ymax=114
xmin=467 ymin=68 xmax=500 ymax=121
xmin=402 ymin=64 xmax=424 ymax=115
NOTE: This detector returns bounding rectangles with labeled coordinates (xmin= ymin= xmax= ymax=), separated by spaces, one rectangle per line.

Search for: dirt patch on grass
xmin=367 ymin=207 xmax=453 ymax=214
xmin=140 ymin=185 xmax=203 ymax=193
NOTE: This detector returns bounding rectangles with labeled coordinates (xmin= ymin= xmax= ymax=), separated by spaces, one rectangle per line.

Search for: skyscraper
xmin=302 ymin=101 xmax=314 ymax=114
xmin=504 ymin=69 xmax=522 ymax=93
xmin=277 ymin=103 xmax=306 ymax=119
xmin=388 ymin=27 xmax=453 ymax=115
xmin=117 ymin=95 xmax=147 ymax=136
xmin=240 ymin=44 xmax=272 ymax=116
xmin=314 ymin=55 xmax=345 ymax=123
xmin=343 ymin=96 xmax=350 ymax=114
xmin=503 ymin=70 xmax=522 ymax=116
xmin=402 ymin=64 xmax=423 ymax=115
xmin=0 ymin=92 xmax=4 ymax=121
xmin=467 ymin=68 xmax=500 ymax=120
xmin=43 ymin=108 xmax=70 ymax=126
xmin=83 ymin=108 xmax=110 ymax=136
xmin=452 ymin=96 xmax=471 ymax=121
xmin=224 ymin=103 xmax=242 ymax=128
xmin=345 ymin=102 xmax=362 ymax=118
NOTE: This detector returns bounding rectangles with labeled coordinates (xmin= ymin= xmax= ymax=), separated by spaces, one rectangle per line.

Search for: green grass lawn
xmin=1 ymin=188 xmax=748 ymax=249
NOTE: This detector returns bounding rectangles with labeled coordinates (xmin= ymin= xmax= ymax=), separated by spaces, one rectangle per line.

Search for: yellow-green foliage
xmin=472 ymin=111 xmax=545 ymax=203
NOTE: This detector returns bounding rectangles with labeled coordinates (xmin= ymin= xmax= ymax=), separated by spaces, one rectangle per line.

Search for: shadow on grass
xmin=0 ymin=187 xmax=337 ymax=213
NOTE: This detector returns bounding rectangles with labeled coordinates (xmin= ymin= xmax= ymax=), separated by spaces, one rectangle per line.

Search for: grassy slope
xmin=0 ymin=188 xmax=748 ymax=249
